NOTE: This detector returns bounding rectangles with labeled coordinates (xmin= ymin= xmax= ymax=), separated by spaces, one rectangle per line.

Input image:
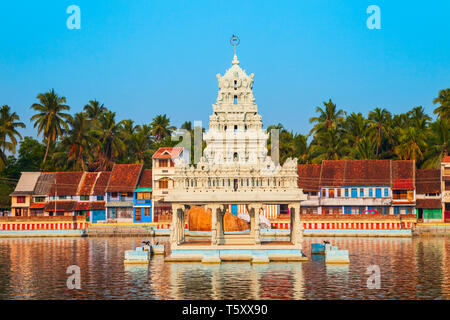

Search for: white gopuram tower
xmin=203 ymin=50 xmax=269 ymax=165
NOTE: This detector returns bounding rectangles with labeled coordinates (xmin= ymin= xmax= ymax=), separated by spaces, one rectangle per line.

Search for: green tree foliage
xmin=30 ymin=89 xmax=72 ymax=165
xmin=433 ymin=88 xmax=450 ymax=120
xmin=0 ymin=105 xmax=25 ymax=170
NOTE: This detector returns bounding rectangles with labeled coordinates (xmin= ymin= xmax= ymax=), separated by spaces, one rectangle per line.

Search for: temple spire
xmin=230 ymin=34 xmax=240 ymax=65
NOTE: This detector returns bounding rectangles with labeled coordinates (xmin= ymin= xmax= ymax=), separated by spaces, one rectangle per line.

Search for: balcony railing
xmin=135 ymin=199 xmax=151 ymax=204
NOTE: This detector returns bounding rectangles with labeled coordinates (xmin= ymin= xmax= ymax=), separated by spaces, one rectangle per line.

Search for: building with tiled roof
xmin=415 ymin=169 xmax=442 ymax=221
xmin=30 ymin=173 xmax=56 ymax=216
xmin=78 ymin=172 xmax=99 ymax=196
xmin=105 ymin=164 xmax=143 ymax=222
xmin=152 ymin=148 xmax=185 ymax=221
xmin=298 ymin=160 xmax=416 ymax=216
xmin=106 ymin=164 xmax=143 ymax=193
xmin=134 ymin=169 xmax=153 ymax=223
xmin=10 ymin=172 xmax=41 ymax=216
xmin=152 ymin=147 xmax=183 ymax=159
xmin=49 ymin=172 xmax=84 ymax=197
xmin=441 ymin=156 xmax=450 ymax=222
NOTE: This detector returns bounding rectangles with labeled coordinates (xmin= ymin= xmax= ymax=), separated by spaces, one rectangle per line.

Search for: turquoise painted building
xmin=133 ymin=188 xmax=152 ymax=223
xmin=133 ymin=169 xmax=153 ymax=223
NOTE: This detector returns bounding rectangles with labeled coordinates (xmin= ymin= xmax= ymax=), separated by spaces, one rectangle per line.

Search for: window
xmin=369 ymin=188 xmax=373 ymax=197
xmin=34 ymin=197 xmax=45 ymax=203
xmin=144 ymin=208 xmax=151 ymax=217
xmin=345 ymin=188 xmax=349 ymax=197
xmin=375 ymin=188 xmax=381 ymax=198
xmin=337 ymin=189 xmax=341 ymax=197
xmin=112 ymin=192 xmax=118 ymax=198
xmin=59 ymin=196 xmax=67 ymax=200
xmin=344 ymin=206 xmax=352 ymax=214
xmin=360 ymin=188 xmax=364 ymax=197
xmin=97 ymin=195 xmax=104 ymax=201
xmin=394 ymin=207 xmax=400 ymax=215
xmin=351 ymin=188 xmax=357 ymax=198
xmin=135 ymin=209 xmax=141 ymax=221
xmin=16 ymin=196 xmax=26 ymax=203
xmin=329 ymin=189 xmax=335 ymax=198
xmin=159 ymin=159 xmax=169 ymax=167
xmin=234 ymin=125 xmax=238 ymax=132
xmin=384 ymin=188 xmax=389 ymax=197
xmin=393 ymin=190 xmax=407 ymax=199
xmin=80 ymin=195 xmax=89 ymax=201
xmin=234 ymin=95 xmax=238 ymax=105
xmin=159 ymin=179 xmax=169 ymax=189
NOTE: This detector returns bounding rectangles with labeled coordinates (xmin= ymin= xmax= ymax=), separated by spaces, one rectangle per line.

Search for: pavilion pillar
xmin=217 ymin=205 xmax=226 ymax=245
xmin=250 ymin=203 xmax=263 ymax=245
xmin=170 ymin=204 xmax=184 ymax=246
xmin=289 ymin=203 xmax=302 ymax=246
xmin=208 ymin=205 xmax=220 ymax=245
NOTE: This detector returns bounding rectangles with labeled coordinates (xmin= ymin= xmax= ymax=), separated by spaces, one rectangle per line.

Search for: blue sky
xmin=0 ymin=0 xmax=449 ymax=141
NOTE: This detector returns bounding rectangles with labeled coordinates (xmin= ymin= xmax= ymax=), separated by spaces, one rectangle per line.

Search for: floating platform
xmin=124 ymin=246 xmax=150 ymax=264
xmin=325 ymin=246 xmax=350 ymax=264
xmin=165 ymin=242 xmax=308 ymax=263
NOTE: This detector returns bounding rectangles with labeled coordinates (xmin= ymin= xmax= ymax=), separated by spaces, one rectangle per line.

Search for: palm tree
xmin=309 ymin=99 xmax=345 ymax=135
xmin=353 ymin=137 xmax=376 ymax=159
xmin=292 ymin=133 xmax=310 ymax=163
xmin=433 ymin=88 xmax=450 ymax=120
xmin=309 ymin=129 xmax=350 ymax=163
xmin=84 ymin=100 xmax=107 ymax=120
xmin=133 ymin=124 xmax=153 ymax=164
xmin=343 ymin=112 xmax=369 ymax=147
xmin=91 ymin=111 xmax=125 ymax=170
xmin=180 ymin=121 xmax=193 ymax=132
xmin=0 ymin=105 xmax=25 ymax=169
xmin=407 ymin=106 xmax=431 ymax=130
xmin=150 ymin=114 xmax=175 ymax=142
xmin=395 ymin=126 xmax=427 ymax=161
xmin=422 ymin=118 xmax=449 ymax=168
xmin=368 ymin=108 xmax=393 ymax=156
xmin=30 ymin=89 xmax=71 ymax=164
xmin=62 ymin=112 xmax=94 ymax=171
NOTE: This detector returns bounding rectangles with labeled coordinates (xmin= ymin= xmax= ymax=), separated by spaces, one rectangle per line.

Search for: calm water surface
xmin=0 ymin=236 xmax=449 ymax=300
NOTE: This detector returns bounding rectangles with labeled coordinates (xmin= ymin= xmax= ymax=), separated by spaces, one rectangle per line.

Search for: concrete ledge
xmin=0 ymin=230 xmax=86 ymax=238
xmin=166 ymin=248 xmax=308 ymax=263
xmin=325 ymin=249 xmax=350 ymax=264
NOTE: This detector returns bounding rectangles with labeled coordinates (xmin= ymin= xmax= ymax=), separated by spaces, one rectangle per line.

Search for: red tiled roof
xmin=75 ymin=202 xmax=90 ymax=211
xmin=297 ymin=160 xmax=415 ymax=189
xmin=45 ymin=201 xmax=77 ymax=212
xmin=152 ymin=147 xmax=183 ymax=159
xmin=92 ymin=171 xmax=111 ymax=195
xmin=416 ymin=199 xmax=441 ymax=209
xmin=90 ymin=201 xmax=105 ymax=211
xmin=320 ymin=160 xmax=346 ymax=187
xmin=137 ymin=169 xmax=152 ymax=188
xmin=392 ymin=160 xmax=415 ymax=190
xmin=106 ymin=164 xmax=143 ymax=193
xmin=441 ymin=156 xmax=450 ymax=162
xmin=78 ymin=172 xmax=99 ymax=195
xmin=416 ymin=169 xmax=441 ymax=194
xmin=50 ymin=172 xmax=84 ymax=196
xmin=297 ymin=164 xmax=321 ymax=191
xmin=30 ymin=203 xmax=45 ymax=209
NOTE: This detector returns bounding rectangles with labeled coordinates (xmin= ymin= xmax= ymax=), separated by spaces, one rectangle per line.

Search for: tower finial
xmin=230 ymin=34 xmax=240 ymax=65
